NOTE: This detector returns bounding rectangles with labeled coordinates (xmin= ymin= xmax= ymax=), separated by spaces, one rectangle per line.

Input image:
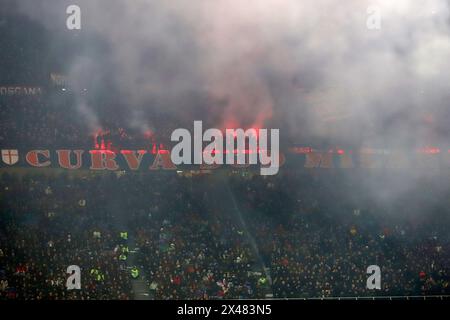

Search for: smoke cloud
xmin=2 ymin=0 xmax=448 ymax=214
xmin=14 ymin=0 xmax=450 ymax=148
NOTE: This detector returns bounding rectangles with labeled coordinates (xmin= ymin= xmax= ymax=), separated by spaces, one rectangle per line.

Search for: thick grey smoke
xmin=14 ymin=0 xmax=450 ymax=146
xmin=10 ymin=0 xmax=450 ymax=212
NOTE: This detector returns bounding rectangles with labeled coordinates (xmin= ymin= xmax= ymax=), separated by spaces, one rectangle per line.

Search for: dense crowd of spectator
xmin=1 ymin=83 xmax=450 ymax=301
xmin=1 ymin=169 xmax=449 ymax=300
xmin=128 ymin=175 xmax=266 ymax=299
xmin=0 ymin=94 xmax=89 ymax=148
xmin=0 ymin=92 xmax=184 ymax=151
xmin=0 ymin=173 xmax=132 ymax=299
xmin=230 ymin=172 xmax=450 ymax=297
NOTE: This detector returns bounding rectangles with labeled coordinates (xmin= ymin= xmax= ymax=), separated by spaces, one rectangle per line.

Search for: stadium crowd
xmin=0 ymin=169 xmax=449 ymax=300
xmin=0 ymin=91 xmax=183 ymax=151
xmin=0 ymin=173 xmax=132 ymax=299
xmin=1 ymin=4 xmax=449 ymax=301
xmin=230 ymin=172 xmax=450 ymax=297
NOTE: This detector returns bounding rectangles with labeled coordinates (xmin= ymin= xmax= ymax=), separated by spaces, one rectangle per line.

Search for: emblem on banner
xmin=1 ymin=149 xmax=19 ymax=165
